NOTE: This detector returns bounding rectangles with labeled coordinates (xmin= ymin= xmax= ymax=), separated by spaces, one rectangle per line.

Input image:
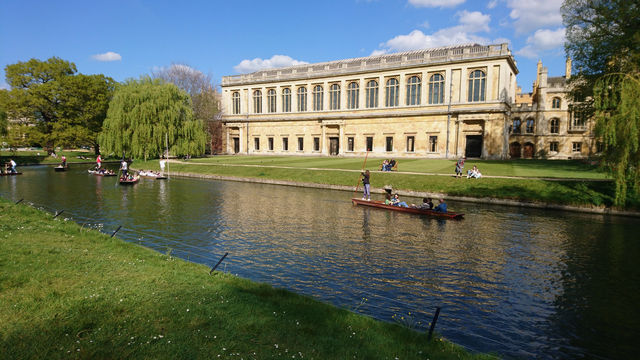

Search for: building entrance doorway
xmin=523 ymin=142 xmax=535 ymax=158
xmin=232 ymin=137 xmax=240 ymax=154
xmin=329 ymin=137 xmax=339 ymax=155
xmin=465 ymin=135 xmax=483 ymax=158
xmin=510 ymin=142 xmax=521 ymax=158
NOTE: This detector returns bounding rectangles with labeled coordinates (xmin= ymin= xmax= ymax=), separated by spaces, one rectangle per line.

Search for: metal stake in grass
xmin=210 ymin=252 xmax=229 ymax=274
xmin=427 ymin=306 xmax=441 ymax=341
xmin=111 ymin=225 xmax=122 ymax=238
xmin=53 ymin=210 xmax=64 ymax=218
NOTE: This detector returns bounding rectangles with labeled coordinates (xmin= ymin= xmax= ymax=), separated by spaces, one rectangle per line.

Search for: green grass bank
xmin=0 ymin=198 xmax=493 ymax=359
xmin=1 ymin=149 xmax=117 ymax=166
xmin=134 ymin=156 xmax=638 ymax=210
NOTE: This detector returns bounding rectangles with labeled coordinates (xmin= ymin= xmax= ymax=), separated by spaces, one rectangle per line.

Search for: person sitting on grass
xmin=467 ymin=165 xmax=482 ymax=179
xmin=381 ymin=159 xmax=389 ymax=171
xmin=389 ymin=159 xmax=397 ymax=171
xmin=434 ymin=198 xmax=447 ymax=213
xmin=391 ymin=193 xmax=409 ymax=208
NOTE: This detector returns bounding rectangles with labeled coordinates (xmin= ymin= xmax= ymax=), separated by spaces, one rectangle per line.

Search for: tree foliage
xmin=98 ymin=77 xmax=206 ymax=160
xmin=3 ymin=57 xmax=115 ymax=151
xmin=152 ymin=63 xmax=221 ymax=153
xmin=0 ymin=90 xmax=8 ymax=137
xmin=563 ymin=0 xmax=640 ymax=206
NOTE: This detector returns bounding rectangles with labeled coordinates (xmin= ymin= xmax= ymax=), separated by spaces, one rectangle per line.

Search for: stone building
xmin=220 ymin=43 xmax=594 ymax=159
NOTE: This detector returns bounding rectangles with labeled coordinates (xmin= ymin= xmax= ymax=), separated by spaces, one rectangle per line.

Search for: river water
xmin=1 ymin=165 xmax=638 ymax=359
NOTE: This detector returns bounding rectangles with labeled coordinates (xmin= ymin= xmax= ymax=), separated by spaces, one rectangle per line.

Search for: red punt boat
xmin=119 ymin=175 xmax=140 ymax=185
xmin=0 ymin=172 xmax=22 ymax=176
xmin=351 ymin=198 xmax=464 ymax=220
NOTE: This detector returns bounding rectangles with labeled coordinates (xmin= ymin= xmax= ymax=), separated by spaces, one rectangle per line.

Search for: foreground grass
xmin=0 ymin=198 xmax=493 ymax=360
xmin=135 ymin=158 xmax=626 ymax=209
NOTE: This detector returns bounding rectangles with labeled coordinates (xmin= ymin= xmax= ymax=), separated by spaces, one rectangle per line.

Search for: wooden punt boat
xmin=351 ymin=198 xmax=464 ymax=220
xmin=54 ymin=165 xmax=68 ymax=172
xmin=0 ymin=172 xmax=22 ymax=176
xmin=88 ymin=169 xmax=116 ymax=176
xmin=119 ymin=175 xmax=140 ymax=184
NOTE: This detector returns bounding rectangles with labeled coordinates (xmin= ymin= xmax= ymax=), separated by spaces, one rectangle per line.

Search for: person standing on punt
xmin=9 ymin=159 xmax=17 ymax=173
xmin=96 ymin=154 xmax=102 ymax=169
xmin=361 ymin=170 xmax=371 ymax=201
xmin=120 ymin=158 xmax=128 ymax=178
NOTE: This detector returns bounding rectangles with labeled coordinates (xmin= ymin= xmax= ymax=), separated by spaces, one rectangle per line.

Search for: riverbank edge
xmin=160 ymin=170 xmax=640 ymax=218
xmin=0 ymin=198 xmax=492 ymax=360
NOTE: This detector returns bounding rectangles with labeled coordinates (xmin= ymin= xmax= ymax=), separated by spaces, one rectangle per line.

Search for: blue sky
xmin=0 ymin=0 xmax=567 ymax=93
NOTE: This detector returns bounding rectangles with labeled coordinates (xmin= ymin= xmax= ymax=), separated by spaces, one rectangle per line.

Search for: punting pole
xmin=352 ymin=151 xmax=370 ymax=199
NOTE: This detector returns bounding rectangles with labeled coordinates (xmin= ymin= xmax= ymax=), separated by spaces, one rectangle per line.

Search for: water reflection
xmin=1 ymin=166 xmax=639 ymax=359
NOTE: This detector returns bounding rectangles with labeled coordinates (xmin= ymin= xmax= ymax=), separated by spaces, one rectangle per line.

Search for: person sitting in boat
xmin=412 ymin=197 xmax=434 ymax=210
xmin=391 ymin=193 xmax=409 ymax=208
xmin=9 ymin=159 xmax=17 ymax=173
xmin=384 ymin=192 xmax=393 ymax=205
xmin=434 ymin=198 xmax=447 ymax=213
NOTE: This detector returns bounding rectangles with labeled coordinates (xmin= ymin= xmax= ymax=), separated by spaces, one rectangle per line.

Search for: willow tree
xmin=98 ymin=77 xmax=206 ymax=160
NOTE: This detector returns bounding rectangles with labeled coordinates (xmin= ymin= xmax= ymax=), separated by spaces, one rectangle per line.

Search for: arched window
xmin=313 ymin=85 xmax=323 ymax=111
xmin=267 ymin=89 xmax=276 ymax=113
xmin=329 ymin=84 xmax=340 ymax=110
xmin=550 ymin=118 xmax=559 ymax=134
xmin=552 ymin=97 xmax=561 ymax=109
xmin=385 ymin=78 xmax=399 ymax=107
xmin=526 ymin=118 xmax=535 ymax=133
xmin=297 ymin=87 xmax=307 ymax=112
xmin=468 ymin=70 xmax=486 ymax=102
xmin=512 ymin=118 xmax=522 ymax=134
xmin=232 ymin=92 xmax=240 ymax=114
xmin=253 ymin=90 xmax=262 ymax=114
xmin=347 ymin=82 xmax=359 ymax=109
xmin=428 ymin=74 xmax=445 ymax=104
xmin=365 ymin=80 xmax=378 ymax=108
xmin=282 ymin=88 xmax=291 ymax=112
xmin=406 ymin=76 xmax=421 ymax=106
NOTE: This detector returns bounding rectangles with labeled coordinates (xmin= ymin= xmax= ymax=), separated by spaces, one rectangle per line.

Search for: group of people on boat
xmin=380 ymin=159 xmax=397 ymax=171
xmin=89 ymin=166 xmax=116 ymax=176
xmin=138 ymin=169 xmax=163 ymax=178
xmin=382 ymin=193 xmax=447 ymax=212
xmin=2 ymin=159 xmax=17 ymax=174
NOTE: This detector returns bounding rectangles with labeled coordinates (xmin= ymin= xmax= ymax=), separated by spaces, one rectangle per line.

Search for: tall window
xmin=267 ymin=89 xmax=276 ymax=113
xmin=549 ymin=142 xmax=558 ymax=152
xmin=297 ymin=137 xmax=304 ymax=151
xmin=313 ymin=85 xmax=323 ymax=111
xmin=428 ymin=74 xmax=445 ymax=104
xmin=366 ymin=136 xmax=373 ymax=151
xmin=406 ymin=76 xmax=421 ymax=106
xmin=406 ymin=136 xmax=415 ymax=152
xmin=282 ymin=88 xmax=291 ymax=112
xmin=254 ymin=137 xmax=260 ymax=151
xmin=313 ymin=137 xmax=320 ymax=151
xmin=571 ymin=110 xmax=586 ymax=129
xmin=297 ymin=87 xmax=307 ymax=112
xmin=253 ymin=90 xmax=262 ymax=114
xmin=232 ymin=91 xmax=240 ymax=114
xmin=550 ymin=118 xmax=559 ymax=134
xmin=429 ymin=136 xmax=438 ymax=152
xmin=268 ymin=137 xmax=274 ymax=150
xmin=347 ymin=137 xmax=354 ymax=152
xmin=385 ymin=78 xmax=399 ymax=107
xmin=526 ymin=118 xmax=535 ymax=133
xmin=468 ymin=70 xmax=486 ymax=102
xmin=552 ymin=97 xmax=561 ymax=109
xmin=329 ymin=84 xmax=340 ymax=110
xmin=386 ymin=136 xmax=393 ymax=152
xmin=365 ymin=80 xmax=378 ymax=108
xmin=282 ymin=137 xmax=289 ymax=151
xmin=512 ymin=118 xmax=522 ymax=134
xmin=572 ymin=142 xmax=582 ymax=152
xmin=347 ymin=82 xmax=359 ymax=109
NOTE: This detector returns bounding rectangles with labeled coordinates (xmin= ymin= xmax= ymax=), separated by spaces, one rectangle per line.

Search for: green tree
xmin=98 ymin=77 xmax=206 ymax=160
xmin=3 ymin=57 xmax=115 ymax=152
xmin=562 ymin=0 xmax=640 ymax=206
xmin=0 ymin=90 xmax=8 ymax=137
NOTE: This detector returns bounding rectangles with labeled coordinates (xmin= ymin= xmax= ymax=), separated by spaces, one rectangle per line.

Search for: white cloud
xmin=409 ymin=0 xmax=466 ymax=8
xmin=515 ymin=27 xmax=565 ymax=58
xmin=374 ymin=11 xmax=491 ymax=53
xmin=507 ymin=0 xmax=563 ymax=34
xmin=91 ymin=51 xmax=122 ymax=62
xmin=487 ymin=0 xmax=498 ymax=9
xmin=234 ymin=55 xmax=308 ymax=74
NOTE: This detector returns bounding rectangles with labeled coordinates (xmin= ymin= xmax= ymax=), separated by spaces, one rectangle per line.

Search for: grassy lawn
xmin=135 ymin=157 xmax=622 ymax=209
xmin=0 ymin=198 xmax=493 ymax=360
xmin=182 ymin=155 xmax=608 ymax=180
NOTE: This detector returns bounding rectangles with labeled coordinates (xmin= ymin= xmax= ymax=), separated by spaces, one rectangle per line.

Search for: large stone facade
xmin=221 ymin=43 xmax=594 ymax=159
